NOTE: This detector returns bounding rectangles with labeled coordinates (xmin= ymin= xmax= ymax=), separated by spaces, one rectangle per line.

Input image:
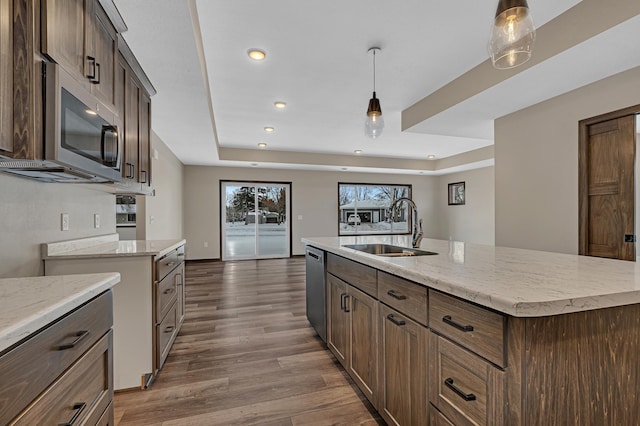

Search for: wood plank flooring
xmin=114 ymin=258 xmax=383 ymax=425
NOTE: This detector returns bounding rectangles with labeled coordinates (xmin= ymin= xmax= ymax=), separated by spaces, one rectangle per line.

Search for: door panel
xmin=348 ymin=285 xmax=377 ymax=404
xmin=327 ymin=274 xmax=348 ymax=366
xmin=579 ymin=114 xmax=636 ymax=261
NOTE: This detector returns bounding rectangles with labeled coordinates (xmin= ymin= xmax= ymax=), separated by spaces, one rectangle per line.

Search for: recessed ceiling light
xmin=247 ymin=49 xmax=265 ymax=61
xmin=264 ymin=127 xmax=274 ymax=132
xmin=258 ymin=143 xmax=267 ymax=148
xmin=274 ymin=101 xmax=287 ymax=109
xmin=427 ymin=154 xmax=436 ymax=160
xmin=354 ymin=150 xmax=362 ymax=155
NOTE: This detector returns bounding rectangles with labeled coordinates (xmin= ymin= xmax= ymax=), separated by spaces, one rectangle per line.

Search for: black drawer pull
xmin=387 ymin=290 xmax=407 ymax=300
xmin=340 ymin=292 xmax=346 ymax=311
xmin=386 ymin=314 xmax=406 ymax=326
xmin=163 ymin=288 xmax=174 ymax=295
xmin=93 ymin=62 xmax=101 ymax=84
xmin=444 ymin=378 xmax=476 ymax=402
xmin=344 ymin=294 xmax=350 ymax=313
xmin=442 ymin=315 xmax=474 ymax=332
xmin=58 ymin=330 xmax=90 ymax=350
xmin=59 ymin=401 xmax=86 ymax=426
xmin=164 ymin=326 xmax=175 ymax=333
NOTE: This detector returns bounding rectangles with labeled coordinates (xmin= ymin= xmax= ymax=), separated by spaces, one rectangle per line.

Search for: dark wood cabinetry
xmin=42 ymin=0 xmax=117 ymax=108
xmin=0 ymin=291 xmax=114 ymax=425
xmin=0 ymin=0 xmax=13 ymax=154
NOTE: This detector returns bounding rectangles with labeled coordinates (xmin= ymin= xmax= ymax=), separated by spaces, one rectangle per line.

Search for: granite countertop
xmin=302 ymin=235 xmax=640 ymax=318
xmin=0 ymin=272 xmax=120 ymax=353
xmin=42 ymin=234 xmax=186 ymax=259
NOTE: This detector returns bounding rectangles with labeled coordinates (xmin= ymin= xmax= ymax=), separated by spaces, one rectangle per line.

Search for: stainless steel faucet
xmin=389 ymin=197 xmax=423 ymax=248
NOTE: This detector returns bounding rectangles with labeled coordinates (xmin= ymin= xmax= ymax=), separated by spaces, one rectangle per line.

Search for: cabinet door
xmin=139 ymin=91 xmax=151 ymax=186
xmin=379 ymin=304 xmax=428 ymax=426
xmin=42 ymin=0 xmax=89 ymax=87
xmin=88 ymin=0 xmax=117 ymax=108
xmin=347 ymin=285 xmax=378 ymax=405
xmin=124 ymin=74 xmax=139 ymax=182
xmin=0 ymin=0 xmax=12 ymax=153
xmin=326 ymin=274 xmax=348 ymax=366
xmin=176 ymin=263 xmax=185 ymax=325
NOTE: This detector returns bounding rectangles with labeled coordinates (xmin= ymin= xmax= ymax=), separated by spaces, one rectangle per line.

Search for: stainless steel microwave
xmin=42 ymin=62 xmax=123 ymax=182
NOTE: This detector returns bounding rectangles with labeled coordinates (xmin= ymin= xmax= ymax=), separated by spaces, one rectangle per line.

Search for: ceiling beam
xmin=401 ymin=0 xmax=640 ymax=131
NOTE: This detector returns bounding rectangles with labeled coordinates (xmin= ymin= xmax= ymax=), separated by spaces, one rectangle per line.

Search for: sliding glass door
xmin=221 ymin=181 xmax=291 ymax=260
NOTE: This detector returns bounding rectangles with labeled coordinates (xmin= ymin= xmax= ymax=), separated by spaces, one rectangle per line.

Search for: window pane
xmin=338 ymin=183 xmax=412 ymax=236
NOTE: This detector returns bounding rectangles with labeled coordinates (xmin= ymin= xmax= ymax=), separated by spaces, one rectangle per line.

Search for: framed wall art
xmin=448 ymin=181 xmax=465 ymax=205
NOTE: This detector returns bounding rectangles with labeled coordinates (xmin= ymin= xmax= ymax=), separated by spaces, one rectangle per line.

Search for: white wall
xmin=495 ymin=66 xmax=640 ymax=254
xmin=433 ymin=166 xmax=495 ymax=245
xmin=136 ymin=131 xmax=184 ymax=240
xmin=183 ymin=166 xmax=439 ymax=259
xmin=0 ymin=174 xmax=116 ymax=278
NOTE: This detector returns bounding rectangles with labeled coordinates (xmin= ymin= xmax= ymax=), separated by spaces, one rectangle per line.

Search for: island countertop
xmin=42 ymin=234 xmax=186 ymax=259
xmin=302 ymin=235 xmax=640 ymax=317
xmin=0 ymin=272 xmax=120 ymax=353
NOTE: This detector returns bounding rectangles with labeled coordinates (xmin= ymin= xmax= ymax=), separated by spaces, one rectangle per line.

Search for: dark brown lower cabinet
xmin=378 ymin=303 xmax=427 ymax=426
xmin=326 ymin=273 xmax=378 ymax=405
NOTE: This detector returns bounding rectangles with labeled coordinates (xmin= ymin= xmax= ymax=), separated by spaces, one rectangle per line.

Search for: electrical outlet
xmin=149 ymin=215 xmax=155 ymax=224
xmin=61 ymin=213 xmax=69 ymax=231
xmin=204 ymin=242 xmax=209 ymax=248
xmin=94 ymin=214 xmax=100 ymax=229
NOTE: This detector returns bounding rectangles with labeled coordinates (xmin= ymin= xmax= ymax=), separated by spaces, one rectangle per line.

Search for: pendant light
xmin=365 ymin=47 xmax=384 ymax=139
xmin=489 ymin=0 xmax=536 ymax=69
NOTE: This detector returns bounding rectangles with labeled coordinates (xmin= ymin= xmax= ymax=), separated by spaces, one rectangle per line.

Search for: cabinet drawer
xmin=156 ymin=249 xmax=180 ymax=281
xmin=378 ymin=271 xmax=427 ymax=325
xmin=10 ymin=331 xmax=113 ymax=425
xmin=156 ymin=265 xmax=180 ymax=323
xmin=92 ymin=401 xmax=114 ymax=426
xmin=327 ymin=253 xmax=377 ymax=297
xmin=429 ymin=332 xmax=505 ymax=426
xmin=157 ymin=302 xmax=178 ymax=369
xmin=429 ymin=404 xmax=454 ymax=426
xmin=429 ymin=290 xmax=506 ymax=367
xmin=0 ymin=291 xmax=113 ymax=425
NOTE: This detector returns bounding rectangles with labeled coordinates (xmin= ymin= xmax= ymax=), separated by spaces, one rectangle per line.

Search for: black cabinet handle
xmin=163 ymin=288 xmax=174 ymax=295
xmin=58 ymin=330 xmax=90 ymax=350
xmin=344 ymin=294 xmax=350 ymax=313
xmin=125 ymin=163 xmax=134 ymax=179
xmin=59 ymin=401 xmax=86 ymax=426
xmin=140 ymin=170 xmax=147 ymax=183
xmin=340 ymin=293 xmax=346 ymax=311
xmin=94 ymin=62 xmax=101 ymax=84
xmin=386 ymin=314 xmax=406 ymax=326
xmin=387 ymin=290 xmax=407 ymax=300
xmin=86 ymin=55 xmax=96 ymax=80
xmin=164 ymin=326 xmax=174 ymax=333
xmin=442 ymin=315 xmax=474 ymax=332
xmin=444 ymin=377 xmax=476 ymax=401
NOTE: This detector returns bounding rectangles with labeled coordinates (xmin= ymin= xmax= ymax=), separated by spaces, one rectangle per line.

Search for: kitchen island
xmin=303 ymin=235 xmax=640 ymax=425
xmin=42 ymin=234 xmax=186 ymax=391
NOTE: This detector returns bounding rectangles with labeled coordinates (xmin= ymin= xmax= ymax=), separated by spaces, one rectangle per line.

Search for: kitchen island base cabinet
xmin=326 ymin=273 xmax=378 ymax=405
xmin=378 ymin=304 xmax=427 ymax=426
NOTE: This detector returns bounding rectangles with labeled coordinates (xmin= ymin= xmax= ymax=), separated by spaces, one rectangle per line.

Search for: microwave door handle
xmin=101 ymin=125 xmax=118 ymax=166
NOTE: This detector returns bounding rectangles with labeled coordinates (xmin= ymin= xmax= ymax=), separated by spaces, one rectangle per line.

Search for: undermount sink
xmin=343 ymin=244 xmax=438 ymax=257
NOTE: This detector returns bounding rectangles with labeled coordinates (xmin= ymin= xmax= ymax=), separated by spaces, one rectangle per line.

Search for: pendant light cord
xmin=372 ymin=49 xmax=376 ymax=92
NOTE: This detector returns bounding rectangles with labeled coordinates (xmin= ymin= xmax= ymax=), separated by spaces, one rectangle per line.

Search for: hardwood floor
xmin=114 ymin=258 xmax=384 ymax=425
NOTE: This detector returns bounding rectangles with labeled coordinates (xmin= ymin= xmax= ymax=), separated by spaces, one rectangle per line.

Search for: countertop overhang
xmin=0 ymin=272 xmax=120 ymax=353
xmin=42 ymin=234 xmax=186 ymax=259
xmin=303 ymin=235 xmax=640 ymax=317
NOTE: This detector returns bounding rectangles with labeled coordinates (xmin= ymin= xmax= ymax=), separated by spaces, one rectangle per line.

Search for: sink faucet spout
xmin=389 ymin=197 xmax=424 ymax=248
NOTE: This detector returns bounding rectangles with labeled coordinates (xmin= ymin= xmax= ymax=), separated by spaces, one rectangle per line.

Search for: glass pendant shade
xmin=489 ymin=0 xmax=536 ymax=69
xmin=365 ymin=92 xmax=384 ymax=139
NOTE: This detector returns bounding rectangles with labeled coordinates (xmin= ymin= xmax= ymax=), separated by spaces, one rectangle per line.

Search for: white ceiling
xmin=113 ymin=0 xmax=639 ymax=175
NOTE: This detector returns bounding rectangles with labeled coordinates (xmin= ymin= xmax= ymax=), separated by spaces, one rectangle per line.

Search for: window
xmin=338 ymin=183 xmax=412 ymax=236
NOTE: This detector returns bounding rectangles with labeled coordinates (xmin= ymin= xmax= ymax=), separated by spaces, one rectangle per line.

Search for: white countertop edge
xmin=41 ymin=239 xmax=186 ymax=259
xmin=0 ymin=273 xmax=120 ymax=353
xmin=302 ymin=238 xmax=640 ymax=318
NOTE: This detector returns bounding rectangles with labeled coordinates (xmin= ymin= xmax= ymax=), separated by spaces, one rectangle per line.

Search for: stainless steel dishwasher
xmin=305 ymin=246 xmax=326 ymax=343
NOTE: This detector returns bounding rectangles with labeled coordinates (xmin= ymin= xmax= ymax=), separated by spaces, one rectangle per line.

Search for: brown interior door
xmin=579 ymin=114 xmax=636 ymax=261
